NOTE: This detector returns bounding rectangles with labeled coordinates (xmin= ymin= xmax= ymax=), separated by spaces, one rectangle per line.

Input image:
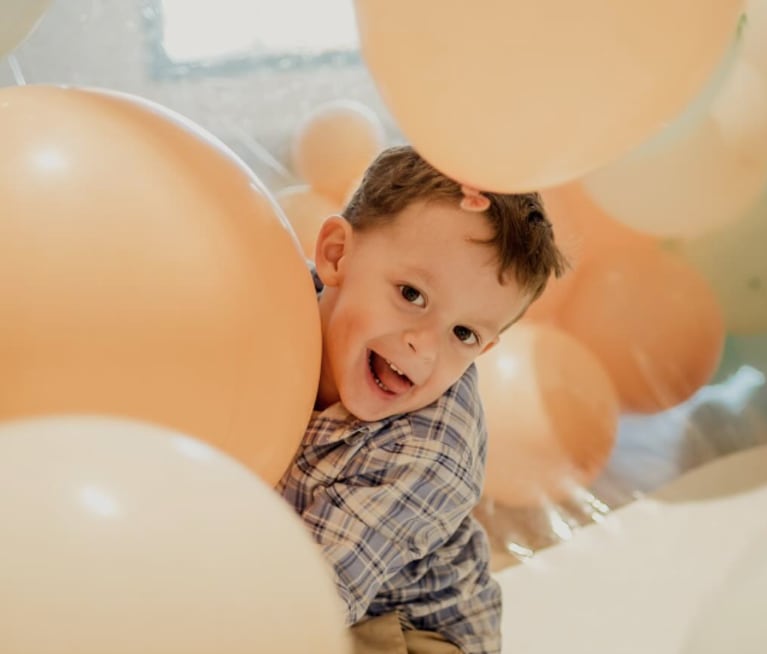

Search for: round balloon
xmin=476 ymin=323 xmax=619 ymax=507
xmin=0 ymin=85 xmax=321 ymax=486
xmin=0 ymin=416 xmax=349 ymax=654
xmin=291 ymin=99 xmax=385 ymax=203
xmin=0 ymin=0 xmax=51 ymax=57
xmin=557 ymin=242 xmax=726 ymax=413
xmin=353 ymin=0 xmax=744 ymax=191
xmin=673 ymin=187 xmax=767 ymax=334
xmin=277 ymin=184 xmax=341 ymax=259
xmin=582 ymin=25 xmax=767 ymax=238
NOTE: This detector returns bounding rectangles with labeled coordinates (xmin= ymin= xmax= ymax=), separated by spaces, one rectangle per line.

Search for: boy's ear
xmin=314 ymin=215 xmax=353 ymax=287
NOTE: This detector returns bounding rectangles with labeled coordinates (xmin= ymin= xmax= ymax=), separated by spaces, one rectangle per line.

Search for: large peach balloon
xmin=353 ymin=0 xmax=744 ymax=191
xmin=476 ymin=324 xmax=619 ymax=507
xmin=0 ymin=416 xmax=349 ymax=654
xmin=583 ymin=16 xmax=767 ymax=238
xmin=0 ymin=85 xmax=321 ymax=486
xmin=674 ymin=187 xmax=767 ymax=334
xmin=277 ymin=184 xmax=341 ymax=259
xmin=557 ymin=242 xmax=725 ymax=413
xmin=0 ymin=0 xmax=51 ymax=56
xmin=291 ymin=99 xmax=385 ymax=204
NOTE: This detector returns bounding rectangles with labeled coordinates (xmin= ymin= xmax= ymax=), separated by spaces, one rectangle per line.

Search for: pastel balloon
xmin=277 ymin=185 xmax=341 ymax=259
xmin=0 ymin=0 xmax=51 ymax=57
xmin=524 ymin=185 xmax=655 ymax=323
xmin=291 ymin=99 xmax=385 ymax=203
xmin=674 ymin=187 xmax=767 ymax=334
xmin=0 ymin=85 xmax=321 ymax=486
xmin=583 ymin=47 xmax=767 ymax=237
xmin=476 ymin=324 xmax=619 ymax=507
xmin=0 ymin=416 xmax=349 ymax=654
xmin=557 ymin=242 xmax=725 ymax=413
xmin=354 ymin=0 xmax=744 ymax=191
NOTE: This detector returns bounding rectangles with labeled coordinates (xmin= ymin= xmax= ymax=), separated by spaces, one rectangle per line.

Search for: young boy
xmin=277 ymin=146 xmax=566 ymax=654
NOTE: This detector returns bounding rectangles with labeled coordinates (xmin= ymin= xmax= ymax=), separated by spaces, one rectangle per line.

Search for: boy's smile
xmin=314 ymin=200 xmax=530 ymax=421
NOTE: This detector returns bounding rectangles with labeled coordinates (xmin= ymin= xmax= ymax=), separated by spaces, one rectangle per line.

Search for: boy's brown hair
xmin=343 ymin=145 xmax=568 ymax=303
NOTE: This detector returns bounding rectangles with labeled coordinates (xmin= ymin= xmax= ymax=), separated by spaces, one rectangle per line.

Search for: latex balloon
xmin=524 ymin=185 xmax=655 ymax=323
xmin=673 ymin=187 xmax=767 ymax=334
xmin=277 ymin=184 xmax=341 ymax=259
xmin=681 ymin=524 xmax=767 ymax=654
xmin=291 ymin=99 xmax=385 ymax=204
xmin=583 ymin=48 xmax=767 ymax=237
xmin=0 ymin=85 xmax=321 ymax=486
xmin=0 ymin=0 xmax=51 ymax=57
xmin=0 ymin=416 xmax=349 ymax=654
xmin=557 ymin=242 xmax=725 ymax=413
xmin=476 ymin=323 xmax=619 ymax=507
xmin=353 ymin=0 xmax=744 ymax=191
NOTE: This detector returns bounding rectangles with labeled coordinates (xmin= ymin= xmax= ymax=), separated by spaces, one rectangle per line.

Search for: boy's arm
xmin=298 ymin=421 xmax=481 ymax=626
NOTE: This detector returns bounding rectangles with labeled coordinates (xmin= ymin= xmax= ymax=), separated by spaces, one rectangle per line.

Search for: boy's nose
xmin=403 ymin=326 xmax=439 ymax=366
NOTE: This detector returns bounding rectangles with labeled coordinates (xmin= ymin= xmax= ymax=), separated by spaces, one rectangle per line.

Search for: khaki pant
xmin=350 ymin=612 xmax=462 ymax=654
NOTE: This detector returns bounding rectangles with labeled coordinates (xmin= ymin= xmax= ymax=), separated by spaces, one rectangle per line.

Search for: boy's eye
xmin=399 ymin=285 xmax=426 ymax=307
xmin=453 ymin=325 xmax=479 ymax=345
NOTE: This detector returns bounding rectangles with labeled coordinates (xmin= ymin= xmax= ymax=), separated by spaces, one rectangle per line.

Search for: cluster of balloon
xmin=0 ymin=85 xmax=321 ymax=487
xmin=353 ymin=0 xmax=744 ymax=192
xmin=582 ymin=3 xmax=767 ymax=238
xmin=277 ymin=99 xmax=385 ymax=258
xmin=0 ymin=417 xmax=350 ymax=654
xmin=0 ymin=0 xmax=51 ymax=58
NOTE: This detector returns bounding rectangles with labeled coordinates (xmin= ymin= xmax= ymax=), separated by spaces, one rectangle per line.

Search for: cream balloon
xmin=291 ymin=100 xmax=385 ymax=204
xmin=0 ymin=0 xmax=51 ymax=57
xmin=681 ymin=525 xmax=767 ymax=654
xmin=277 ymin=185 xmax=342 ymax=259
xmin=674 ymin=187 xmax=767 ymax=334
xmin=583 ymin=30 xmax=767 ymax=238
xmin=0 ymin=416 xmax=350 ymax=654
xmin=476 ymin=323 xmax=619 ymax=507
xmin=354 ymin=0 xmax=744 ymax=191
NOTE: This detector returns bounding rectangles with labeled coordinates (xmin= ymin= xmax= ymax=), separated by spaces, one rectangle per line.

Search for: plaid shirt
xmin=277 ymin=363 xmax=502 ymax=654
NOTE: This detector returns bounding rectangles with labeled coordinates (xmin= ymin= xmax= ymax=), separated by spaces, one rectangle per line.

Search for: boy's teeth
xmin=385 ymin=358 xmax=405 ymax=376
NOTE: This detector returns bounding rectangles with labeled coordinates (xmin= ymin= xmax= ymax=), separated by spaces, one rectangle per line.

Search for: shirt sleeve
xmin=298 ymin=406 xmax=484 ymax=626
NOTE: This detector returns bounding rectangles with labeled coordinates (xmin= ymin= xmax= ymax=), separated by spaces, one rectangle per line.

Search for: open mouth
xmin=368 ymin=350 xmax=414 ymax=394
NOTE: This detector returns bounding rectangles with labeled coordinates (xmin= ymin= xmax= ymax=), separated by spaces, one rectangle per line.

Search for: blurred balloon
xmin=672 ymin=186 xmax=767 ymax=334
xmin=681 ymin=523 xmax=767 ymax=654
xmin=291 ymin=99 xmax=385 ymax=204
xmin=0 ymin=0 xmax=51 ymax=57
xmin=557 ymin=242 xmax=725 ymax=413
xmin=476 ymin=323 xmax=619 ymax=507
xmin=0 ymin=85 xmax=321 ymax=486
xmin=583 ymin=13 xmax=767 ymax=238
xmin=354 ymin=0 xmax=744 ymax=192
xmin=524 ymin=184 xmax=656 ymax=322
xmin=277 ymin=184 xmax=341 ymax=259
xmin=0 ymin=416 xmax=349 ymax=654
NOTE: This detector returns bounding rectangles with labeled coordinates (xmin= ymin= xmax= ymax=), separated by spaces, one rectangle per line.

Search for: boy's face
xmin=314 ymin=200 xmax=530 ymax=421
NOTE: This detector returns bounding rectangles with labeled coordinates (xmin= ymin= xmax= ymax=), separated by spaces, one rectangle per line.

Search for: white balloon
xmin=0 ymin=416 xmax=350 ymax=654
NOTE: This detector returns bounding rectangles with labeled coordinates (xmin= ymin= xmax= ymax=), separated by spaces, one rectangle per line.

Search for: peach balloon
xmin=557 ymin=242 xmax=725 ymax=413
xmin=0 ymin=85 xmax=321 ymax=486
xmin=476 ymin=323 xmax=619 ymax=507
xmin=583 ymin=48 xmax=767 ymax=237
xmin=277 ymin=184 xmax=341 ymax=259
xmin=353 ymin=0 xmax=744 ymax=191
xmin=675 ymin=186 xmax=767 ymax=334
xmin=0 ymin=0 xmax=51 ymax=56
xmin=291 ymin=99 xmax=385 ymax=204
xmin=0 ymin=416 xmax=350 ymax=654
xmin=524 ymin=184 xmax=656 ymax=322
